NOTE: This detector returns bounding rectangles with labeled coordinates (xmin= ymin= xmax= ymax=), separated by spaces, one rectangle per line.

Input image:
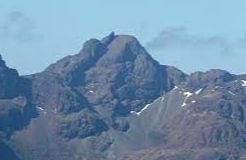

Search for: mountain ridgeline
xmin=1 ymin=33 xmax=246 ymax=160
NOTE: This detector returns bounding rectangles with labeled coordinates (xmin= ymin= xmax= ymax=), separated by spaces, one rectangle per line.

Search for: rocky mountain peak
xmin=46 ymin=33 xmax=153 ymax=75
xmin=31 ymin=33 xmax=177 ymax=117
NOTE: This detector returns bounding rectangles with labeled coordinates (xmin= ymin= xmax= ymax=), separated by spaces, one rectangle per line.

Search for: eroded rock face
xmin=0 ymin=56 xmax=37 ymax=160
xmin=2 ymin=33 xmax=246 ymax=160
xmin=33 ymin=33 xmax=169 ymax=116
xmin=57 ymin=109 xmax=109 ymax=139
xmin=27 ymin=33 xmax=180 ymax=144
xmin=0 ymin=57 xmax=35 ymax=138
xmin=0 ymin=56 xmax=27 ymax=99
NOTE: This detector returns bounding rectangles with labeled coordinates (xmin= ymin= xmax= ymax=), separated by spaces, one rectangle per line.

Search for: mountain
xmin=1 ymin=33 xmax=246 ymax=160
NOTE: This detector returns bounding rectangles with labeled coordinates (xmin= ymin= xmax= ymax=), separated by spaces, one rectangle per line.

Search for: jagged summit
xmin=0 ymin=54 xmax=7 ymax=68
xmin=33 ymin=33 xmax=170 ymax=115
xmin=81 ymin=33 xmax=148 ymax=60
xmin=45 ymin=33 xmax=149 ymax=74
xmin=101 ymin=32 xmax=115 ymax=45
xmin=100 ymin=32 xmax=140 ymax=46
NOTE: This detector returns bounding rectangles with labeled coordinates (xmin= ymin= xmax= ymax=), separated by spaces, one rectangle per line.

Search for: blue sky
xmin=0 ymin=0 xmax=246 ymax=75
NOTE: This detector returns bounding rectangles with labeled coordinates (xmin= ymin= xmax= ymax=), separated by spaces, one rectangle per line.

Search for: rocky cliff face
xmin=1 ymin=33 xmax=246 ymax=160
xmin=0 ymin=56 xmax=36 ymax=160
xmin=33 ymin=33 xmax=168 ymax=115
xmin=0 ymin=55 xmax=35 ymax=135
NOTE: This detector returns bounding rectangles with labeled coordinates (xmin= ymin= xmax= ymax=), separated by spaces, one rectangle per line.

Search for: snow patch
xmin=195 ymin=88 xmax=203 ymax=95
xmin=161 ymin=96 xmax=165 ymax=101
xmin=131 ymin=104 xmax=151 ymax=116
xmin=228 ymin=91 xmax=235 ymax=96
xmin=241 ymin=80 xmax=246 ymax=87
xmin=89 ymin=90 xmax=94 ymax=93
xmin=131 ymin=96 xmax=164 ymax=116
xmin=191 ymin=100 xmax=196 ymax=104
xmin=183 ymin=92 xmax=193 ymax=97
xmin=173 ymin=86 xmax=178 ymax=90
xmin=37 ymin=107 xmax=44 ymax=111
xmin=130 ymin=111 xmax=137 ymax=114
xmin=182 ymin=92 xmax=193 ymax=107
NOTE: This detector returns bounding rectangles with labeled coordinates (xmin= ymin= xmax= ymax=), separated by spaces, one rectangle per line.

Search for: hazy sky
xmin=0 ymin=0 xmax=246 ymax=75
